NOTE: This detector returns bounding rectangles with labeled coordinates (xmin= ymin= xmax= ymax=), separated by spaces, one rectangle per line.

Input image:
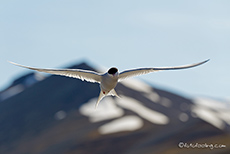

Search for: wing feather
xmin=9 ymin=62 xmax=101 ymax=83
xmin=118 ymin=59 xmax=209 ymax=81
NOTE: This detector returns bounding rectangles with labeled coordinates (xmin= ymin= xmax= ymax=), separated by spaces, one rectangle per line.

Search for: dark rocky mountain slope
xmin=0 ymin=61 xmax=229 ymax=154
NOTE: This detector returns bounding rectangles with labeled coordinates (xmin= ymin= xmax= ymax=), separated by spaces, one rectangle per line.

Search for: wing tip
xmin=8 ymin=61 xmax=23 ymax=67
xmin=198 ymin=59 xmax=210 ymax=66
xmin=203 ymin=59 xmax=210 ymax=63
xmin=8 ymin=61 xmax=16 ymax=65
xmin=8 ymin=61 xmax=30 ymax=69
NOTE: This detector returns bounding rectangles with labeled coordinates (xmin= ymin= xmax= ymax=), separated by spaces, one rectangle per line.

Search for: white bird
xmin=9 ymin=59 xmax=209 ymax=108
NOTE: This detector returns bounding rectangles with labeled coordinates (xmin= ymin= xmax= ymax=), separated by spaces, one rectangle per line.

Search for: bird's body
xmin=101 ymin=72 xmax=118 ymax=95
xmin=9 ymin=59 xmax=209 ymax=108
xmin=101 ymin=77 xmax=116 ymax=95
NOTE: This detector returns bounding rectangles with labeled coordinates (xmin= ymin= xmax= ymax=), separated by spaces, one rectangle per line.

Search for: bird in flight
xmin=9 ymin=59 xmax=209 ymax=108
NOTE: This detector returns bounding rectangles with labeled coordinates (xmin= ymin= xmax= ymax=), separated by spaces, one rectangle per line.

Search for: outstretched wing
xmin=118 ymin=59 xmax=209 ymax=81
xmin=9 ymin=61 xmax=102 ymax=83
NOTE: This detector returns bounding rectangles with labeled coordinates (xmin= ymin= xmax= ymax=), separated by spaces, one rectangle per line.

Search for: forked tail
xmin=108 ymin=89 xmax=120 ymax=98
xmin=95 ymin=89 xmax=120 ymax=109
xmin=95 ymin=91 xmax=105 ymax=109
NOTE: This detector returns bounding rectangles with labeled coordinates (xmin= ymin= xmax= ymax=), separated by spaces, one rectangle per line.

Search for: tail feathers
xmin=95 ymin=91 xmax=105 ymax=109
xmin=108 ymin=89 xmax=120 ymax=98
xmin=95 ymin=89 xmax=120 ymax=109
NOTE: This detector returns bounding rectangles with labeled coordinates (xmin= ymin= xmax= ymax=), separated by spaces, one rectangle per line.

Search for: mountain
xmin=0 ymin=61 xmax=229 ymax=154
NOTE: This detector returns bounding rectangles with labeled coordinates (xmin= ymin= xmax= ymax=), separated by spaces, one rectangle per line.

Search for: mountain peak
xmin=0 ymin=61 xmax=229 ymax=154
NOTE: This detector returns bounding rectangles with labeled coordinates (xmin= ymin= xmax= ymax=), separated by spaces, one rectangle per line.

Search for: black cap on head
xmin=108 ymin=67 xmax=118 ymax=74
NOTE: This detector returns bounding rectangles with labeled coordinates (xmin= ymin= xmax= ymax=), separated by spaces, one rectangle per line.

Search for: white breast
xmin=100 ymin=73 xmax=118 ymax=94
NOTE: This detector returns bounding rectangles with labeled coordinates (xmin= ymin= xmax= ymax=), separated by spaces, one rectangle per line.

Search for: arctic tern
xmin=9 ymin=59 xmax=209 ymax=108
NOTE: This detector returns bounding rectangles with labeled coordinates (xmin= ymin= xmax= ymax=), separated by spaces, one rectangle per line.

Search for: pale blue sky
xmin=1 ymin=1 xmax=229 ymax=100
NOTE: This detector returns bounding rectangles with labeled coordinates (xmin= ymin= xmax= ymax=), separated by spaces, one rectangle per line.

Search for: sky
xmin=1 ymin=0 xmax=229 ymax=100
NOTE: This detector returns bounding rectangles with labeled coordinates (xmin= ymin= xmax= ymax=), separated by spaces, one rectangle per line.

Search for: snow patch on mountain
xmin=178 ymin=112 xmax=189 ymax=122
xmin=0 ymin=73 xmax=45 ymax=101
xmin=121 ymin=78 xmax=172 ymax=108
xmin=192 ymin=97 xmax=230 ymax=130
xmin=80 ymin=94 xmax=169 ymax=134
xmin=116 ymin=96 xmax=169 ymax=125
xmin=80 ymin=95 xmax=169 ymax=126
xmin=98 ymin=115 xmax=143 ymax=134
xmin=79 ymin=97 xmax=124 ymax=122
xmin=0 ymin=84 xmax=24 ymax=101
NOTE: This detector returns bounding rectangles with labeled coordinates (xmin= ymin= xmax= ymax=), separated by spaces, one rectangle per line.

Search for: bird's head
xmin=108 ymin=67 xmax=118 ymax=77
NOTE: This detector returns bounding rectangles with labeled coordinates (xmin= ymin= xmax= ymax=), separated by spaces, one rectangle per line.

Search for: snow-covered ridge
xmin=192 ymin=97 xmax=230 ymax=130
xmin=79 ymin=95 xmax=170 ymax=135
xmin=80 ymin=78 xmax=230 ymax=135
xmin=79 ymin=78 xmax=172 ymax=135
xmin=0 ymin=73 xmax=45 ymax=101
